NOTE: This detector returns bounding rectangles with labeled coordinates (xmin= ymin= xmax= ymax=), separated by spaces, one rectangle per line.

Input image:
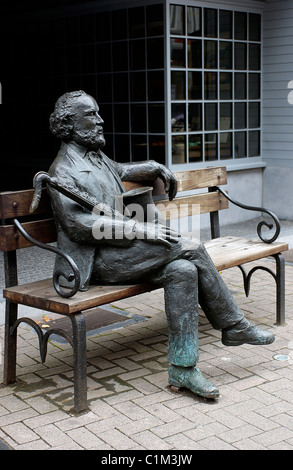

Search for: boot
xmin=222 ymin=318 xmax=275 ymax=346
xmin=169 ymin=365 xmax=219 ymax=399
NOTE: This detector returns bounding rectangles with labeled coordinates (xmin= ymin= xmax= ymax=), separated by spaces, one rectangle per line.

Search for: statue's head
xmin=49 ymin=90 xmax=106 ymax=151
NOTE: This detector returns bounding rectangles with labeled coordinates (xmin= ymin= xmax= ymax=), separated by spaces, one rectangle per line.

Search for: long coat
xmin=48 ymin=141 xmax=132 ymax=290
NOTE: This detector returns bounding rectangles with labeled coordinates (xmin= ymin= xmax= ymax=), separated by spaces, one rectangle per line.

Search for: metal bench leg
xmin=70 ymin=312 xmax=88 ymax=413
xmin=273 ymin=253 xmax=286 ymax=326
xmin=238 ymin=252 xmax=286 ymax=326
xmin=3 ymin=300 xmax=18 ymax=385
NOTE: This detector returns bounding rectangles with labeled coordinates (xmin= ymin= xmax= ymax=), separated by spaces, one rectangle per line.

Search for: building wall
xmin=262 ymin=0 xmax=293 ymax=219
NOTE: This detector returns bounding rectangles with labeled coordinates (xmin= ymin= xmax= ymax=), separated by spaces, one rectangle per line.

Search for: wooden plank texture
xmin=122 ymin=167 xmax=227 ymax=196
xmin=174 ymin=167 xmax=227 ymax=192
xmin=3 ymin=236 xmax=288 ymax=314
xmin=205 ymin=236 xmax=289 ymax=271
xmin=0 ymin=188 xmax=51 ymax=219
xmin=4 ymin=280 xmax=156 ymax=314
xmin=155 ymin=191 xmax=228 ymax=220
xmin=0 ymin=219 xmax=56 ymax=251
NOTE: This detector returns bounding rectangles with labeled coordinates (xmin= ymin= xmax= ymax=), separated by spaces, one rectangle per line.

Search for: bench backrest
xmin=0 ymin=166 xmax=228 ymax=253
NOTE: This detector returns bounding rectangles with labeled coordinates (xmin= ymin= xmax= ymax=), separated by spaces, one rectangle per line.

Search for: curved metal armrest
xmin=216 ymin=187 xmax=281 ymax=243
xmin=13 ymin=218 xmax=81 ymax=297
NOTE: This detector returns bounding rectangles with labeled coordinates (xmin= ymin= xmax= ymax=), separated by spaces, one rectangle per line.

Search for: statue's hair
xmin=49 ymin=90 xmax=87 ymax=141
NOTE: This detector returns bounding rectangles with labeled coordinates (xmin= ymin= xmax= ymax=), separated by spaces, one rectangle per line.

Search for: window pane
xmin=171 ymin=71 xmax=185 ymax=100
xmin=148 ymin=71 xmax=164 ymax=101
xmin=235 ymin=102 xmax=247 ymax=129
xmin=204 ymin=72 xmax=217 ymax=100
xmin=171 ymin=38 xmax=185 ymax=68
xmin=235 ymin=131 xmax=247 ymax=158
xmin=188 ymin=103 xmax=202 ymax=131
xmin=130 ymin=72 xmax=146 ymax=101
xmin=129 ymin=7 xmax=145 ymax=38
xmin=205 ymin=103 xmax=218 ymax=130
xmin=132 ymin=135 xmax=147 ymax=161
xmin=188 ymin=39 xmax=202 ymax=68
xmin=249 ymin=44 xmax=261 ymax=70
xmin=112 ymin=42 xmax=128 ymax=72
xmin=95 ymin=11 xmax=111 ymax=42
xmin=147 ymin=38 xmax=164 ymax=69
xmin=112 ymin=10 xmax=127 ymax=40
xmin=149 ymin=135 xmax=165 ymax=164
xmin=172 ymin=135 xmax=186 ymax=164
xmin=131 ymin=104 xmax=146 ymax=132
xmin=249 ymin=13 xmax=261 ymax=42
xmin=149 ymin=104 xmax=165 ymax=133
xmin=249 ymin=73 xmax=260 ymax=99
xmin=220 ymin=42 xmax=232 ymax=69
xmin=188 ymin=72 xmax=202 ymax=100
xmin=235 ymin=73 xmax=247 ymax=99
xmin=113 ymin=73 xmax=129 ymax=102
xmin=249 ymin=102 xmax=260 ymax=128
xmin=96 ymin=44 xmax=111 ymax=72
xmin=220 ymin=103 xmax=232 ymax=130
xmin=220 ymin=132 xmax=232 ymax=159
xmin=97 ymin=74 xmax=112 ymax=103
xmin=205 ymin=133 xmax=218 ymax=161
xmin=204 ymin=8 xmax=217 ymax=38
xmin=147 ymin=4 xmax=164 ymax=36
xmin=170 ymin=5 xmax=185 ymax=35
xmin=189 ymin=135 xmax=203 ymax=162
xmin=220 ymin=72 xmax=232 ymax=99
xmin=115 ymin=134 xmax=130 ymax=162
xmin=172 ymin=103 xmax=186 ymax=132
xmin=114 ymin=104 xmax=129 ymax=132
xmin=249 ymin=130 xmax=260 ymax=156
xmin=129 ymin=40 xmax=145 ymax=70
xmin=220 ymin=10 xmax=232 ymax=39
xmin=234 ymin=12 xmax=247 ymax=40
xmin=187 ymin=7 xmax=201 ymax=37
xmin=204 ymin=40 xmax=217 ymax=68
xmin=235 ymin=43 xmax=247 ymax=70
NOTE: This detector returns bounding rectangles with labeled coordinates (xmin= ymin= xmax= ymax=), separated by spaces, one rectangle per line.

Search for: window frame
xmin=166 ymin=0 xmax=264 ymax=171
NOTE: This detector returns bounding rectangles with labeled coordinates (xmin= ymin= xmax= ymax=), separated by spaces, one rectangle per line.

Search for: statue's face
xmin=70 ymin=94 xmax=106 ymax=150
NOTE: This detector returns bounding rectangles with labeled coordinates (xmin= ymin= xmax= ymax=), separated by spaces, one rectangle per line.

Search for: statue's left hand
xmin=157 ymin=164 xmax=177 ymax=201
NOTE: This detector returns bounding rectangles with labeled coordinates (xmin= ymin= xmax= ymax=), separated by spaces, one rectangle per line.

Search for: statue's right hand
xmin=134 ymin=222 xmax=181 ymax=247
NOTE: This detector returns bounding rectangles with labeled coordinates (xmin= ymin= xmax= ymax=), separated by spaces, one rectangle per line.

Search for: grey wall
xmin=262 ymin=0 xmax=293 ymax=218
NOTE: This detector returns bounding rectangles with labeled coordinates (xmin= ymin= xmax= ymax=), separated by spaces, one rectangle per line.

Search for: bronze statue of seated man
xmin=47 ymin=90 xmax=275 ymax=399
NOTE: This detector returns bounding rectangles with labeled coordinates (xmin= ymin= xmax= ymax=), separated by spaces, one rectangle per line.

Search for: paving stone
xmin=2 ymin=422 xmax=40 ymax=445
xmin=1 ymin=250 xmax=293 ymax=450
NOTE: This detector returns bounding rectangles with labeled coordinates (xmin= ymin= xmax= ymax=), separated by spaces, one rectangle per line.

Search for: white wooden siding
xmin=263 ymin=0 xmax=293 ymax=167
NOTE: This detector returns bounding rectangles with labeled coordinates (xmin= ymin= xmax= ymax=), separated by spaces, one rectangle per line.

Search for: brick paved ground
xmin=0 ymin=256 xmax=293 ymax=450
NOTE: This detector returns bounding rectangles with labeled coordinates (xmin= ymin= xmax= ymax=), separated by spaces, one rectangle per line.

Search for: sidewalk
xmin=0 ymin=219 xmax=293 ymax=450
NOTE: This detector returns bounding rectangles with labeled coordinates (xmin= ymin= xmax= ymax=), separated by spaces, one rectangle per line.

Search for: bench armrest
xmin=13 ymin=218 xmax=81 ymax=297
xmin=215 ymin=187 xmax=281 ymax=244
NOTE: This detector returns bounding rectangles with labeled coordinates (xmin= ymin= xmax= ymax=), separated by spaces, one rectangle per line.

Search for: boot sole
xmin=169 ymin=378 xmax=219 ymax=399
xmin=222 ymin=336 xmax=275 ymax=347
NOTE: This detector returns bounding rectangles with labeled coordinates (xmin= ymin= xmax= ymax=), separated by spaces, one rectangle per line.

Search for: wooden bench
xmin=1 ymin=166 xmax=288 ymax=413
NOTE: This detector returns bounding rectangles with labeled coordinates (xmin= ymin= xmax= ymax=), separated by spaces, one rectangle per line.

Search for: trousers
xmin=93 ymin=238 xmax=244 ymax=367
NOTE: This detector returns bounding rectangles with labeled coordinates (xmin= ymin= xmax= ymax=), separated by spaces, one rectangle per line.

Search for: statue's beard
xmin=71 ymin=128 xmax=106 ymax=151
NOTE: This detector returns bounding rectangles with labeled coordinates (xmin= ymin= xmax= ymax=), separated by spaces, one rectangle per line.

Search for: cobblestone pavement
xmin=0 ymin=255 xmax=293 ymax=451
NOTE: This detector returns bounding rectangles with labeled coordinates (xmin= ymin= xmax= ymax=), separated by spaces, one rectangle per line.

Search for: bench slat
xmin=205 ymin=236 xmax=288 ymax=271
xmin=174 ymin=167 xmax=227 ymax=192
xmin=0 ymin=188 xmax=51 ymax=219
xmin=156 ymin=191 xmax=228 ymax=220
xmin=0 ymin=219 xmax=56 ymax=251
xmin=4 ymin=280 xmax=156 ymax=314
xmin=3 ymin=236 xmax=288 ymax=314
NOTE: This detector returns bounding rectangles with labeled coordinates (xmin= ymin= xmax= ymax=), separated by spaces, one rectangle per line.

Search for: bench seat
xmin=4 ymin=236 xmax=288 ymax=315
